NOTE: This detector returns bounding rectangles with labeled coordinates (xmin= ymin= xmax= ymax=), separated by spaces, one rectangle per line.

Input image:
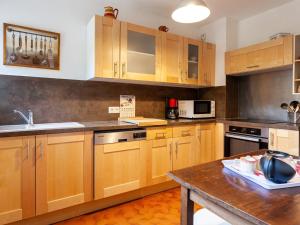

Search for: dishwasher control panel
xmin=94 ymin=129 xmax=146 ymax=145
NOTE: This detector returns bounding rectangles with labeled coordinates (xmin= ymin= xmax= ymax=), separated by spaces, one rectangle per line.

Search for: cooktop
xmin=226 ymin=118 xmax=286 ymax=124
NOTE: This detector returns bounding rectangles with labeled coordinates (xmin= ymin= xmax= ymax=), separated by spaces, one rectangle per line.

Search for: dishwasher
xmin=93 ymin=129 xmax=147 ymax=199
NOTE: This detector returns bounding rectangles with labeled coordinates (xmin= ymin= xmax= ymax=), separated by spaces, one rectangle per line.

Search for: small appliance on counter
xmin=165 ymin=98 xmax=179 ymax=120
xmin=178 ymin=100 xmax=215 ymax=119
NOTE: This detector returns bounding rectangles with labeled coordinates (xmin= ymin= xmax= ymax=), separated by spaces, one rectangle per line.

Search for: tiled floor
xmin=56 ymin=188 xmax=200 ymax=225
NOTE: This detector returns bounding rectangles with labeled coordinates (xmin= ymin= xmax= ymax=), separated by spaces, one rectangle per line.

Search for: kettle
xmin=104 ymin=6 xmax=119 ymax=19
xmin=260 ymin=150 xmax=296 ymax=184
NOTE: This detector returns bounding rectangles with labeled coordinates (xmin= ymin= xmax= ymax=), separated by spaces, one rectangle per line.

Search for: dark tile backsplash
xmin=0 ymin=75 xmax=202 ymax=125
xmin=229 ymin=69 xmax=299 ymax=121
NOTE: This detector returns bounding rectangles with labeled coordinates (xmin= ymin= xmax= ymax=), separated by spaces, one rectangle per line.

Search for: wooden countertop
xmin=168 ymin=151 xmax=300 ymax=225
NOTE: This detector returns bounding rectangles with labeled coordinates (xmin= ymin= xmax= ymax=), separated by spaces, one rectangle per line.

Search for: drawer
xmin=196 ymin=123 xmax=216 ymax=135
xmin=173 ymin=125 xmax=195 ymax=138
xmin=146 ymin=127 xmax=172 ymax=140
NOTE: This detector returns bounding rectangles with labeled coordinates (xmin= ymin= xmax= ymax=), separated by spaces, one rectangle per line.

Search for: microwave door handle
xmin=225 ymin=134 xmax=260 ymax=142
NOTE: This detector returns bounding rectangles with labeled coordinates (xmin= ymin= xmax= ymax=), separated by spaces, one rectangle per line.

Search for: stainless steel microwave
xmin=178 ymin=100 xmax=215 ymax=119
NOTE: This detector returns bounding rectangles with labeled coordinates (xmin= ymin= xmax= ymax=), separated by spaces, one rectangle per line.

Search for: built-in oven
xmin=224 ymin=125 xmax=269 ymax=157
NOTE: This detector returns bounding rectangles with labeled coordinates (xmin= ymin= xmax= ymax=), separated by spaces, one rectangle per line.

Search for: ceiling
xmin=130 ymin=0 xmax=294 ymax=24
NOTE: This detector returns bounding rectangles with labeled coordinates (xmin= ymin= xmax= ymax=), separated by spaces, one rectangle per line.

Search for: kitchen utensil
xmin=47 ymin=37 xmax=55 ymax=68
xmin=22 ymin=34 xmax=30 ymax=59
xmin=41 ymin=37 xmax=48 ymax=65
xmin=9 ymin=31 xmax=18 ymax=62
xmin=39 ymin=36 xmax=43 ymax=57
xmin=32 ymin=35 xmax=40 ymax=64
xmin=158 ymin=25 xmax=169 ymax=32
xmin=104 ymin=6 xmax=119 ymax=19
xmin=280 ymin=103 xmax=288 ymax=110
xmin=16 ymin=32 xmax=22 ymax=52
xmin=290 ymin=101 xmax=299 ymax=112
xmin=260 ymin=150 xmax=296 ymax=184
xmin=30 ymin=35 xmax=33 ymax=53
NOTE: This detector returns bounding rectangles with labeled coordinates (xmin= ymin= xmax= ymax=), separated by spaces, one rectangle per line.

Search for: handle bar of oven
xmin=225 ymin=133 xmax=268 ymax=143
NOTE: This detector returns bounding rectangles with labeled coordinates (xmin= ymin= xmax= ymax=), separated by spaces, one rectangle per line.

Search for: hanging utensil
xmin=280 ymin=103 xmax=288 ymax=111
xmin=30 ymin=35 xmax=33 ymax=53
xmin=9 ymin=31 xmax=18 ymax=62
xmin=16 ymin=32 xmax=22 ymax=52
xmin=39 ymin=36 xmax=43 ymax=57
xmin=32 ymin=35 xmax=40 ymax=64
xmin=22 ymin=34 xmax=30 ymax=59
xmin=290 ymin=101 xmax=299 ymax=112
xmin=41 ymin=37 xmax=48 ymax=65
xmin=48 ymin=37 xmax=54 ymax=68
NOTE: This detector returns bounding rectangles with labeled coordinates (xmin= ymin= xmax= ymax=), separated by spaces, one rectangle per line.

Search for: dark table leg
xmin=181 ymin=186 xmax=194 ymax=225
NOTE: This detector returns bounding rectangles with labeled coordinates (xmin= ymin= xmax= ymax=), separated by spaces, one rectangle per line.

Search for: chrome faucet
xmin=13 ymin=109 xmax=34 ymax=126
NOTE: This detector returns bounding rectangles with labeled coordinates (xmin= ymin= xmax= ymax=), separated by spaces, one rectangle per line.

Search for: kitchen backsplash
xmin=228 ymin=69 xmax=300 ymax=121
xmin=0 ymin=75 xmax=200 ymax=125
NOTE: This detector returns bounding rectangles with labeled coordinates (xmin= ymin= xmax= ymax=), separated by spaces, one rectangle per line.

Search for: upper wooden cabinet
xmin=162 ymin=33 xmax=183 ymax=83
xmin=87 ymin=16 xmax=120 ymax=79
xmin=120 ymin=22 xmax=162 ymax=82
xmin=0 ymin=136 xmax=35 ymax=225
xmin=36 ymin=132 xmax=93 ymax=215
xmin=87 ymin=15 xmax=215 ymax=87
xmin=225 ymin=35 xmax=293 ymax=75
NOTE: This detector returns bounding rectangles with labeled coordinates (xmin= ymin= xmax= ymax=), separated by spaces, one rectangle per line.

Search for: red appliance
xmin=166 ymin=98 xmax=179 ymax=119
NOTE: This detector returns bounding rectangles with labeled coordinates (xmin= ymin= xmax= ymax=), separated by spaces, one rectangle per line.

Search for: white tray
xmin=222 ymin=159 xmax=300 ymax=190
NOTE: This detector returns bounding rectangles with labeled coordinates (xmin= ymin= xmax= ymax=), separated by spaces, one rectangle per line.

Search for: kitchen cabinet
xmin=87 ymin=15 xmax=120 ymax=79
xmin=214 ymin=123 xmax=224 ymax=160
xmin=201 ymin=42 xmax=216 ymax=86
xmin=36 ymin=132 xmax=93 ymax=215
xmin=162 ymin=33 xmax=183 ymax=83
xmin=0 ymin=136 xmax=35 ymax=224
xmin=94 ymin=140 xmax=147 ymax=199
xmin=195 ymin=123 xmax=215 ymax=164
xmin=120 ymin=22 xmax=162 ymax=82
xmin=225 ymin=35 xmax=293 ymax=75
xmin=269 ymin=128 xmax=299 ymax=156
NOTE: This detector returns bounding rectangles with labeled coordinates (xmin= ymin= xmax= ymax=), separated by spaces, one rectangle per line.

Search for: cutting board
xmin=119 ymin=117 xmax=168 ymax=127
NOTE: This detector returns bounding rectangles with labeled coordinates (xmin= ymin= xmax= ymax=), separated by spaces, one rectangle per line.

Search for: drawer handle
xmin=181 ymin=130 xmax=191 ymax=136
xmin=155 ymin=132 xmax=166 ymax=139
xmin=246 ymin=65 xmax=259 ymax=69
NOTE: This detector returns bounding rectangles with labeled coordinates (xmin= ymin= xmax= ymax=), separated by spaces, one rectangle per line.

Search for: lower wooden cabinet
xmin=36 ymin=132 xmax=93 ymax=215
xmin=94 ymin=140 xmax=147 ymax=200
xmin=0 ymin=136 xmax=35 ymax=225
xmin=172 ymin=136 xmax=195 ymax=170
xmin=195 ymin=123 xmax=216 ymax=164
xmin=269 ymin=128 xmax=299 ymax=156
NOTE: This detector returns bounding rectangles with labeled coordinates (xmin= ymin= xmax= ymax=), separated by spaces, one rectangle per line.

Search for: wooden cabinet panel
xmin=0 ymin=136 xmax=35 ymax=224
xmin=120 ymin=22 xmax=162 ymax=81
xmin=195 ymin=123 xmax=215 ymax=164
xmin=201 ymin=42 xmax=216 ymax=86
xmin=225 ymin=35 xmax=293 ymax=75
xmin=172 ymin=125 xmax=195 ymax=138
xmin=162 ymin=33 xmax=183 ymax=83
xmin=215 ymin=123 xmax=224 ymax=160
xmin=146 ymin=139 xmax=172 ymax=185
xmin=36 ymin=132 xmax=92 ymax=215
xmin=172 ymin=136 xmax=194 ymax=170
xmin=87 ymin=15 xmax=120 ymax=79
xmin=94 ymin=140 xmax=147 ymax=199
xmin=269 ymin=128 xmax=299 ymax=156
xmin=146 ymin=127 xmax=172 ymax=140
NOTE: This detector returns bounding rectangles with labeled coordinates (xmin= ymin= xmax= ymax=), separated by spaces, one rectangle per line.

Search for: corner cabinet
xmin=36 ymin=132 xmax=93 ymax=215
xmin=87 ymin=15 xmax=215 ymax=87
xmin=0 ymin=136 xmax=35 ymax=225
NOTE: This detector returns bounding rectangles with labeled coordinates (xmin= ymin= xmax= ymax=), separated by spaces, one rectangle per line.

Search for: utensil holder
xmin=287 ymin=112 xmax=300 ymax=123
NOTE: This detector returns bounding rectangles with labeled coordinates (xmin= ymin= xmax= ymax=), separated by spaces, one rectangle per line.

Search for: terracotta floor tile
xmin=56 ymin=188 xmax=200 ymax=225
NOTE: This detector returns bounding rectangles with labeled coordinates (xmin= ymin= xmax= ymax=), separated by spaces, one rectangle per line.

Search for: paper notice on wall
xmin=120 ymin=95 xmax=135 ymax=118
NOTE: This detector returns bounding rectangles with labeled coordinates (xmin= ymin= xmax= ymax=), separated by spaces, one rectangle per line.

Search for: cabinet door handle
xmin=182 ymin=130 xmax=191 ymax=137
xmin=122 ymin=63 xmax=126 ymax=77
xmin=40 ymin=143 xmax=44 ymax=159
xmin=185 ymin=71 xmax=188 ymax=80
xmin=155 ymin=132 xmax=166 ymax=139
xmin=175 ymin=142 xmax=178 ymax=159
xmin=169 ymin=143 xmax=172 ymax=161
xmin=113 ymin=62 xmax=118 ymax=77
xmin=270 ymin=132 xmax=274 ymax=147
xmin=246 ymin=65 xmax=259 ymax=69
xmin=26 ymin=139 xmax=30 ymax=159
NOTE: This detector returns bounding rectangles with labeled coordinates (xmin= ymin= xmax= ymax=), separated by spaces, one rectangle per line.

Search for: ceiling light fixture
xmin=172 ymin=0 xmax=210 ymax=23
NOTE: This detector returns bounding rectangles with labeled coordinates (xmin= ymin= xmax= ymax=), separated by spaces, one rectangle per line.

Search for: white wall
xmin=238 ymin=0 xmax=300 ymax=47
xmin=0 ymin=0 xmax=208 ymax=81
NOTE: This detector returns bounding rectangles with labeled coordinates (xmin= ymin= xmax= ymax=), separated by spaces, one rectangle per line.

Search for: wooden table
xmin=168 ymin=151 xmax=300 ymax=225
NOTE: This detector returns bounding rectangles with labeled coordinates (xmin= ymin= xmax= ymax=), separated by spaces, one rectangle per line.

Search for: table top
xmin=168 ymin=151 xmax=300 ymax=225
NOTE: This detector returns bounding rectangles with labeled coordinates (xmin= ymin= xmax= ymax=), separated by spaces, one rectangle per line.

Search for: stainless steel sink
xmin=0 ymin=122 xmax=84 ymax=133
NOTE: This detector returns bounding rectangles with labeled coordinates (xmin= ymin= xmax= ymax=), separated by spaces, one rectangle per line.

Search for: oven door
xmin=194 ymin=101 xmax=211 ymax=115
xmin=224 ymin=133 xmax=268 ymax=157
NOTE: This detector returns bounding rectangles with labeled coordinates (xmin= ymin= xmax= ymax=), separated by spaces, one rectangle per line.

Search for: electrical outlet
xmin=108 ymin=107 xmax=120 ymax=114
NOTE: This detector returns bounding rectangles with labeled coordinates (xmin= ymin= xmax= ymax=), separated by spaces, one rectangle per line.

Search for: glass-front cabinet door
xmin=183 ymin=38 xmax=202 ymax=85
xmin=120 ymin=23 xmax=162 ymax=82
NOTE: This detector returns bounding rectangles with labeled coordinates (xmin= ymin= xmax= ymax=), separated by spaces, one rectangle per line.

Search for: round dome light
xmin=172 ymin=0 xmax=210 ymax=23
